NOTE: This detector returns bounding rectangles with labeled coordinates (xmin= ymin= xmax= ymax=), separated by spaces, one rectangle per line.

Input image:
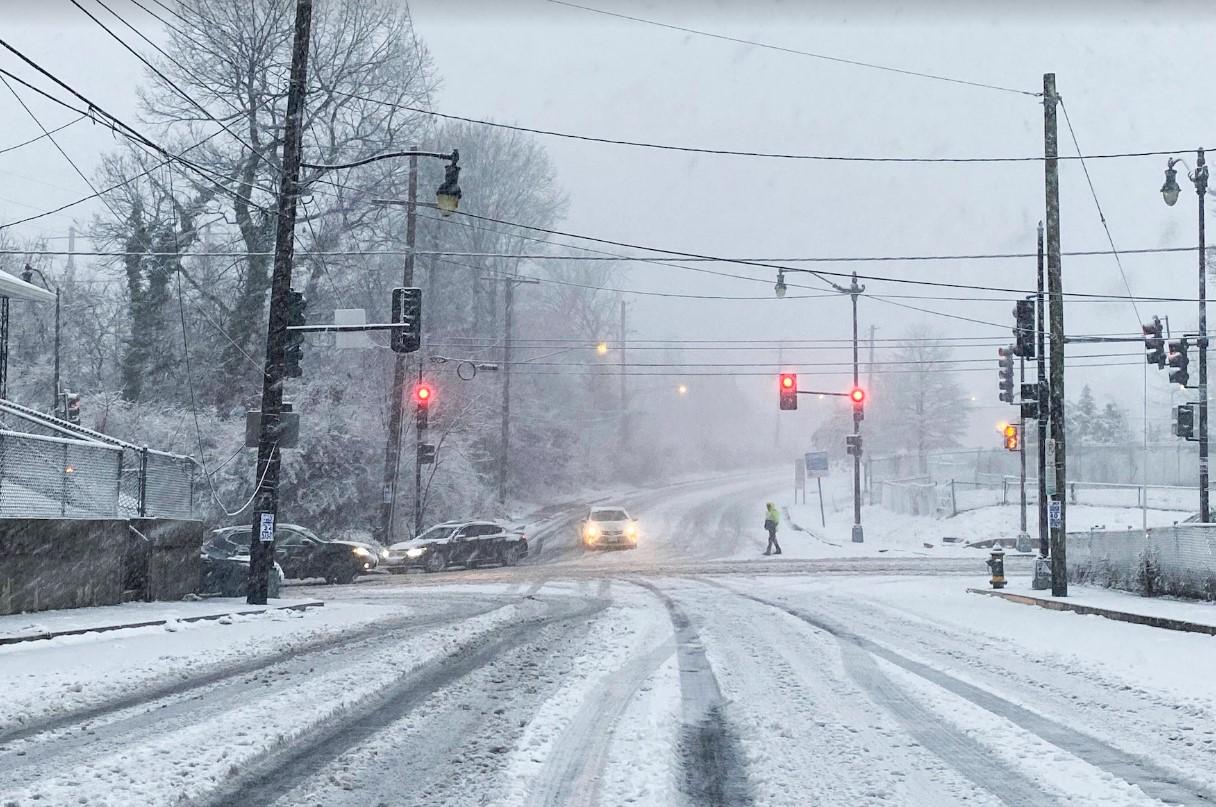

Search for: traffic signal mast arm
xmin=287 ymin=322 xmax=413 ymax=332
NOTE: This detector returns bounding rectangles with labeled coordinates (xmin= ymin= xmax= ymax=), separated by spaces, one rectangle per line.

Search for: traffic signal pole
xmin=850 ymin=272 xmax=864 ymax=544
xmin=246 ymin=0 xmax=313 ymax=605
xmin=415 ymin=364 xmax=425 ymax=536
xmin=1044 ymin=73 xmax=1068 ymax=596
xmin=1036 ymin=222 xmax=1048 ymax=559
xmin=380 ymin=150 xmax=418 ymax=543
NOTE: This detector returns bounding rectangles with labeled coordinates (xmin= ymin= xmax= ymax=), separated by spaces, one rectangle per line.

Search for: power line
xmin=547 ymin=0 xmax=1039 ymax=98
xmin=325 ymin=86 xmax=1203 ymax=165
xmin=0 ymin=114 xmax=86 ymax=156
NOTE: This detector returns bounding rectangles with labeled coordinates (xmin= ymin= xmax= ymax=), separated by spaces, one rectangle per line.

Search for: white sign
xmin=794 ymin=459 xmax=806 ymax=486
xmin=1048 ymin=500 xmax=1062 ymax=529
xmin=259 ymin=512 xmax=276 ymax=542
xmin=334 ymin=308 xmax=375 ymax=349
xmin=804 ymin=451 xmax=830 ymax=478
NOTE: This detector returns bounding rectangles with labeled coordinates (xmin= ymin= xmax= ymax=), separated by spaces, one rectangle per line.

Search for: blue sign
xmin=805 ymin=451 xmax=830 ymax=477
xmin=1048 ymin=500 xmax=1062 ymax=529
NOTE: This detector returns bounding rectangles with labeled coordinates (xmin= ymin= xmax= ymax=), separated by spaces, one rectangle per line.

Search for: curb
xmin=966 ymin=588 xmax=1216 ymax=636
xmin=0 ymin=600 xmax=325 ymax=646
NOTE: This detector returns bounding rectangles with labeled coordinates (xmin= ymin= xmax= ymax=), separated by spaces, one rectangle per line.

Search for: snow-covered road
xmin=1 ymin=473 xmax=1211 ymax=806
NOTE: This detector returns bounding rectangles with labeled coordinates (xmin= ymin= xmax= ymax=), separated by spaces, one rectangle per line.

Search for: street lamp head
xmin=774 ymin=269 xmax=787 ymax=299
xmin=1162 ymin=163 xmax=1182 ymax=207
xmin=677 ymin=383 xmax=688 ymax=396
xmin=20 ymin=264 xmax=33 ymax=284
xmin=596 ymin=341 xmax=609 ymax=356
xmin=435 ymin=150 xmax=462 ymax=216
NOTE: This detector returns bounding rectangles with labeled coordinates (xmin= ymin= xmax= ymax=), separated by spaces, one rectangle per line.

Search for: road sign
xmin=1048 ymin=500 xmax=1062 ymax=529
xmin=259 ymin=513 xmax=275 ymax=542
xmin=794 ymin=459 xmax=806 ymax=486
xmin=805 ymin=451 xmax=830 ymax=477
xmin=334 ymin=308 xmax=375 ymax=349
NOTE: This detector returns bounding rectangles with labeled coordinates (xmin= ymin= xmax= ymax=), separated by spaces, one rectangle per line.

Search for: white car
xmin=580 ymin=507 xmax=639 ymax=550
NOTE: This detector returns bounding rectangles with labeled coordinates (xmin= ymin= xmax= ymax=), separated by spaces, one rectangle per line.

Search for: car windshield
xmin=591 ymin=510 xmax=628 ymax=521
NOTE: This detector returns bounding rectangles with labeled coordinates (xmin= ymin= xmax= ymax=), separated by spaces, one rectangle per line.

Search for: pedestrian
xmin=763 ymin=501 xmax=782 ymax=556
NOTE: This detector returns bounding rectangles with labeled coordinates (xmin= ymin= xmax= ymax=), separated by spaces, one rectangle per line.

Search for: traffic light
xmin=845 ymin=434 xmax=863 ymax=456
xmin=417 ymin=443 xmax=436 ymax=464
xmin=391 ymin=287 xmax=422 ymax=354
xmin=414 ymin=382 xmax=433 ymax=429
xmin=1143 ymin=316 xmax=1165 ymax=369
xmin=779 ymin=373 xmax=797 ymax=410
xmin=1003 ymin=423 xmax=1019 ymax=451
xmin=1012 ymin=299 xmax=1035 ymax=358
xmin=1174 ymin=404 xmax=1196 ymax=440
xmin=1020 ymin=382 xmax=1040 ymax=420
xmin=997 ymin=346 xmax=1015 ymax=403
xmin=850 ymin=386 xmax=865 ymax=422
xmin=1167 ymin=338 xmax=1190 ymax=387
xmin=284 ymin=289 xmax=306 ymax=378
xmin=64 ymin=393 xmax=80 ymax=425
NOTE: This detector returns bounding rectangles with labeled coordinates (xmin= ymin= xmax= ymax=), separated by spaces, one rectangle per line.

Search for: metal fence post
xmin=951 ymin=479 xmax=957 ymax=517
xmin=115 ymin=450 xmax=124 ymax=518
xmin=138 ymin=446 xmax=149 ymax=518
xmin=61 ymin=442 xmax=68 ymax=517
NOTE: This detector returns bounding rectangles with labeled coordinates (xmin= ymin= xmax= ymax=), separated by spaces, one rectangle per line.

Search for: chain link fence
xmin=0 ymin=406 xmax=197 ymax=520
xmin=1068 ymin=524 xmax=1216 ymax=599
xmin=0 ymin=430 xmax=123 ymax=518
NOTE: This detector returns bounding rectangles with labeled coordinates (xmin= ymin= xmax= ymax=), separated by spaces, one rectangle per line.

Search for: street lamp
xmin=677 ymin=383 xmax=688 ymax=396
xmin=20 ymin=263 xmax=59 ymax=416
xmin=775 ymin=267 xmax=866 ymax=542
xmin=1160 ymin=149 xmax=1210 ymax=522
xmin=596 ymin=341 xmax=609 ymax=356
xmin=435 ymin=151 xmax=462 ymax=216
xmin=774 ymin=269 xmax=788 ymax=299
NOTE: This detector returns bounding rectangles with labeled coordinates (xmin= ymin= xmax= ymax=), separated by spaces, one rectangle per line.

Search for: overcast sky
xmin=2 ymin=0 xmax=1215 ymax=446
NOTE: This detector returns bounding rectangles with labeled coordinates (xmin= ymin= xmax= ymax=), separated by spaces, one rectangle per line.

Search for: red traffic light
xmin=850 ymin=387 xmax=865 ymax=404
xmin=414 ymin=383 xmax=433 ymax=405
xmin=778 ymin=373 xmax=797 ymax=410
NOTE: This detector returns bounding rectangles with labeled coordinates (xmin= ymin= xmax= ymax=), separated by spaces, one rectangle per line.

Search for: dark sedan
xmin=207 ymin=523 xmax=378 ymax=584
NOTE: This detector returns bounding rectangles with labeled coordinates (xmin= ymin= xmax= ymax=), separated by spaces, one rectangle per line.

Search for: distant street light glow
xmin=596 ymin=342 xmax=609 ymax=356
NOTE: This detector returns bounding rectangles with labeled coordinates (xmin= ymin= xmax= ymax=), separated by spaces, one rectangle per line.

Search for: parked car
xmin=198 ymin=546 xmax=283 ymax=598
xmin=207 ymin=523 xmax=378 ymax=584
xmin=580 ymin=507 xmax=639 ymax=550
xmin=382 ymin=521 xmax=528 ymax=573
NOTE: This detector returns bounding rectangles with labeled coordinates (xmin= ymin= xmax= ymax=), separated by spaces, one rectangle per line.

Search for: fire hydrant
xmin=986 ymin=545 xmax=1006 ymax=589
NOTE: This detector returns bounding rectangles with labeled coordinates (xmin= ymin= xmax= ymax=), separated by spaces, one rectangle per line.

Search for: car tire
xmin=500 ymin=543 xmax=521 ymax=567
xmin=423 ymin=550 xmax=448 ymax=573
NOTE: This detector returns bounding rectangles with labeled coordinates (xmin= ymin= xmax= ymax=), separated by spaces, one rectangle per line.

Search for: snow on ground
xmin=0 ymin=598 xmax=412 ymax=729
xmin=0 ymin=601 xmax=525 ymax=807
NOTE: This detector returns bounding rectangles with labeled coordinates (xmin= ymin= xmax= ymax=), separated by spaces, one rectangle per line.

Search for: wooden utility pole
xmin=380 ymin=150 xmax=418 ymax=543
xmin=1036 ymin=221 xmax=1049 ymax=559
xmin=246 ymin=0 xmax=313 ymax=605
xmin=1043 ymin=73 xmax=1067 ymax=596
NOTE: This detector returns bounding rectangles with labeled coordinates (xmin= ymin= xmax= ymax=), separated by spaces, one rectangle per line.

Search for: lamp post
xmin=1162 ymin=149 xmax=1210 ymax=522
xmin=371 ymin=148 xmax=462 ymax=543
xmin=21 ymin=264 xmax=59 ymax=415
xmin=775 ymin=267 xmax=865 ymax=542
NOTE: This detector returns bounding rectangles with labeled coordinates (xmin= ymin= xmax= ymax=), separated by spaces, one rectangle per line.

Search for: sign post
xmin=805 ymin=451 xmax=830 ymax=528
xmin=794 ymin=459 xmax=806 ymax=504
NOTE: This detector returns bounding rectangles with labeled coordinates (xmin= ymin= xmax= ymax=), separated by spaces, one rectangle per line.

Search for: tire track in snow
xmin=633 ymin=580 xmax=754 ymax=807
xmin=524 ymin=580 xmax=674 ymax=807
xmin=0 ymin=597 xmax=500 ymax=750
xmin=714 ymin=582 xmax=1214 ymax=806
xmin=200 ymin=596 xmax=610 ymax=807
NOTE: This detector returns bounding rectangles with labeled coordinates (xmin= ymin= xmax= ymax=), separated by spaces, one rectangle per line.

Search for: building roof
xmin=0 ymin=271 xmax=56 ymax=303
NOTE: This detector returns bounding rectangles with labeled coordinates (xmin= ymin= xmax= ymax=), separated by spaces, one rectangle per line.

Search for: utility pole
xmin=380 ymin=150 xmax=418 ymax=543
xmin=620 ymin=300 xmax=628 ymax=448
xmin=850 ymin=272 xmax=864 ymax=543
xmin=1044 ymin=73 xmax=1067 ymax=596
xmin=1036 ymin=221 xmax=1048 ymax=559
xmin=246 ymin=0 xmax=313 ymax=605
xmin=492 ymin=273 xmax=536 ymax=503
xmin=1196 ymin=149 xmax=1209 ymax=523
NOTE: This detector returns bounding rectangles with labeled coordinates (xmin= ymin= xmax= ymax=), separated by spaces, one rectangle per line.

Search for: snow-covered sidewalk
xmin=0 ymin=596 xmax=322 ymax=644
xmin=977 ymin=576 xmax=1216 ymax=632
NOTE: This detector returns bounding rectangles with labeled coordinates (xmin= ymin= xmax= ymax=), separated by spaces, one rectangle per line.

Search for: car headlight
xmin=625 ymin=524 xmax=637 ymax=538
xmin=379 ymin=549 xmax=391 ymax=559
xmin=352 ymin=547 xmax=371 ymax=558
xmin=405 ymin=547 xmax=426 ymax=559
xmin=584 ymin=525 xmax=599 ymax=540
